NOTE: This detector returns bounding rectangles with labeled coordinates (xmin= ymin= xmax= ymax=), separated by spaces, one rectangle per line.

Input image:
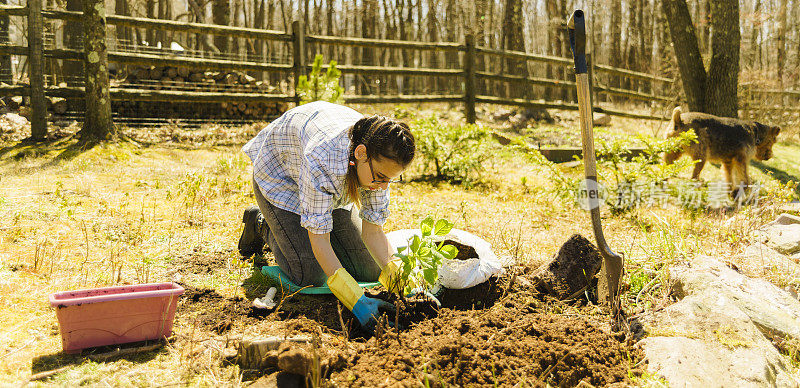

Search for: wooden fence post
xmin=292 ymin=19 xmax=306 ymax=105
xmin=81 ymin=0 xmax=114 ymax=140
xmin=464 ymin=34 xmax=476 ymax=124
xmin=28 ymin=0 xmax=47 ymax=140
xmin=0 ymin=0 xmax=12 ymax=84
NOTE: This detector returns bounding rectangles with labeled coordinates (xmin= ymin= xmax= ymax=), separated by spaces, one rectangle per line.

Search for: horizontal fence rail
xmin=1 ymin=3 xmax=692 ymax=138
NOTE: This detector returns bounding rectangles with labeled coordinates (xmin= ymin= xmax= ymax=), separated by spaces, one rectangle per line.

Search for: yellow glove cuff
xmin=379 ymin=257 xmax=417 ymax=293
xmin=326 ymin=268 xmax=363 ymax=311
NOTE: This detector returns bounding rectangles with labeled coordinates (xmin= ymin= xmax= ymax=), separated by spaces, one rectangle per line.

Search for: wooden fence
xmin=0 ymin=1 xmax=682 ymax=139
xmin=740 ymin=86 xmax=800 ymax=128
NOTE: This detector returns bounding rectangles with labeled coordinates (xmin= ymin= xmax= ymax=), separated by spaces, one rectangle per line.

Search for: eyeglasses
xmin=367 ymin=158 xmax=404 ymax=184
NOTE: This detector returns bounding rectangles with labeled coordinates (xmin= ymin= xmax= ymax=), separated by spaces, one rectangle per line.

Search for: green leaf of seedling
xmin=420 ymin=216 xmax=435 ymax=237
xmin=431 ymin=249 xmax=446 ymax=264
xmin=433 ymin=218 xmax=454 ymax=236
xmin=422 ymin=268 xmax=438 ymax=287
xmin=409 ymin=235 xmax=421 ymax=253
xmin=418 ymin=246 xmax=431 ymax=257
xmin=402 ymin=260 xmax=414 ymax=276
xmin=440 ymin=244 xmax=458 ymax=260
xmin=397 ymin=246 xmax=407 ymax=254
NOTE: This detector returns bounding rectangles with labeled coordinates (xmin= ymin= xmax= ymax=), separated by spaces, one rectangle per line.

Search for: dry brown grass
xmin=0 ymin=109 xmax=798 ymax=385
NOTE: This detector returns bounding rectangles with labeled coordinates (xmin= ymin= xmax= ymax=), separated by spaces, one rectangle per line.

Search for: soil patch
xmin=178 ymin=285 xmax=269 ymax=334
xmin=330 ymin=289 xmax=640 ymax=387
xmin=438 ymin=275 xmax=503 ymax=310
xmin=443 ymin=239 xmax=479 ymax=261
xmin=173 ymin=251 xmax=229 ymax=275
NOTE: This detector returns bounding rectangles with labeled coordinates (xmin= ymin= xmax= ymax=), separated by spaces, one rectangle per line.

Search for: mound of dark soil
xmin=330 ymin=290 xmax=640 ymax=387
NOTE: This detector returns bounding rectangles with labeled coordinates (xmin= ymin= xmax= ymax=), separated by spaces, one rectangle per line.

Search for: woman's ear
xmin=354 ymin=144 xmax=368 ymax=161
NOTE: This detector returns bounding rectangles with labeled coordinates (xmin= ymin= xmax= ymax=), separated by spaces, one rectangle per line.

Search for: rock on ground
xmin=672 ymin=255 xmax=800 ymax=344
xmin=735 ymin=243 xmax=800 ymax=280
xmin=755 ymin=213 xmax=800 ymax=255
xmin=639 ymin=256 xmax=800 ymax=387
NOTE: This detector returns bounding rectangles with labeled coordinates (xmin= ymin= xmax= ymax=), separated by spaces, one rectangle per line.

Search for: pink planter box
xmin=49 ymin=282 xmax=184 ymax=353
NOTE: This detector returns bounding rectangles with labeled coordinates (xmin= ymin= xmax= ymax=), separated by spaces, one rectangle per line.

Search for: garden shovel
xmin=567 ymin=10 xmax=624 ymax=318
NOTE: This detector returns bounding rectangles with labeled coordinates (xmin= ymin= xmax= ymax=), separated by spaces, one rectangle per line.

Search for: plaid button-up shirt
xmin=242 ymin=101 xmax=391 ymax=234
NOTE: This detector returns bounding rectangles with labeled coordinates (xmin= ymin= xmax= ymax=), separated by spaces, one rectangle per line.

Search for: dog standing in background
xmin=663 ymin=107 xmax=781 ymax=195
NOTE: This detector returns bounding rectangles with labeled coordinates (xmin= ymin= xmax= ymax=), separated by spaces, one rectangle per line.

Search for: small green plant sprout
xmin=297 ymin=54 xmax=344 ymax=105
xmin=395 ymin=216 xmax=459 ymax=294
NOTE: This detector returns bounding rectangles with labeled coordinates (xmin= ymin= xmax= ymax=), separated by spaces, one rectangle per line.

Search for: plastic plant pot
xmin=49 ymin=282 xmax=184 ymax=354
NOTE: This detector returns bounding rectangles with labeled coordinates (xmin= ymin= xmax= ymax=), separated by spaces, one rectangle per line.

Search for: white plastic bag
xmin=386 ymin=228 xmax=504 ymax=289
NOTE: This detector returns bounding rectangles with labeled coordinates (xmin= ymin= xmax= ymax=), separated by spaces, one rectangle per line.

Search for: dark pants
xmin=252 ymin=179 xmax=381 ymax=287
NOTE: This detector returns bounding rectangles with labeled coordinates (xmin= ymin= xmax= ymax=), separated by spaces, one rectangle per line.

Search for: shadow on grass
xmin=751 ymin=160 xmax=800 ymax=197
xmin=0 ymin=135 xmax=100 ymax=168
xmin=30 ymin=339 xmax=166 ymax=375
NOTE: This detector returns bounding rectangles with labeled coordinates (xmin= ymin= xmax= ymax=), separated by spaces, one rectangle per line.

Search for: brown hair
xmin=345 ymin=115 xmax=415 ymax=207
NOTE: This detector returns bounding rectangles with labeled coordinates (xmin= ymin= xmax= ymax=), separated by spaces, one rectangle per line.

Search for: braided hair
xmin=345 ymin=115 xmax=415 ymax=206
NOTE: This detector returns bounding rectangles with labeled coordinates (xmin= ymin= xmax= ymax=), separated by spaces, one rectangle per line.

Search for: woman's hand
xmin=327 ymin=268 xmax=394 ymax=332
xmin=351 ymin=294 xmax=396 ymax=330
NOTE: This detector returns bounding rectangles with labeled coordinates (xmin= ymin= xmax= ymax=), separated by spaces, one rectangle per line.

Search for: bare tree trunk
xmin=697 ymin=0 xmax=710 ymax=57
xmin=750 ymin=0 xmax=762 ymax=69
xmin=231 ymin=0 xmax=241 ymax=58
xmin=473 ymin=0 xmax=487 ymax=95
xmin=326 ymin=0 xmax=334 ymax=59
xmin=145 ymin=0 xmax=155 ymax=45
xmin=63 ymin=0 xmax=84 ymax=86
xmin=81 ymin=0 xmax=115 ymax=141
xmin=0 ymin=0 xmax=12 ymax=84
xmin=502 ymin=0 xmax=526 ymax=98
xmin=704 ymin=0 xmax=740 ymax=117
xmin=396 ymin=0 xmax=407 ymax=93
xmin=213 ymin=0 xmax=230 ymax=54
xmin=427 ymin=0 xmax=440 ymax=94
xmin=360 ymin=0 xmax=377 ymax=95
xmin=610 ymin=0 xmax=622 ymax=88
xmin=157 ymin=0 xmax=170 ymax=48
xmin=662 ymin=0 xmax=739 ymax=117
xmin=114 ymin=0 xmax=131 ymax=49
xmin=444 ymin=0 xmax=457 ymax=93
xmin=777 ymin=0 xmax=788 ymax=87
xmin=662 ymin=0 xmax=706 ymax=112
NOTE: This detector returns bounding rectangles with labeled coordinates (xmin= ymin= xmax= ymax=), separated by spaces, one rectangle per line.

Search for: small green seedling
xmin=395 ymin=216 xmax=459 ymax=294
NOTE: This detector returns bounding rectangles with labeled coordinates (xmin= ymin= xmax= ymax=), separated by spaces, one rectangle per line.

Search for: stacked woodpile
xmin=115 ymin=65 xmax=288 ymax=120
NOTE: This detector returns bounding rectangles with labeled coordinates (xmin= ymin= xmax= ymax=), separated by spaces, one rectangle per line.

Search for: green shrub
xmin=297 ymin=54 xmax=344 ymax=105
xmin=412 ymin=115 xmax=491 ymax=186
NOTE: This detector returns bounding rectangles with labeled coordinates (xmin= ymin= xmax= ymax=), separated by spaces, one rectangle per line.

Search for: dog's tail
xmin=665 ymin=106 xmax=683 ymax=137
xmin=671 ymin=106 xmax=682 ymax=127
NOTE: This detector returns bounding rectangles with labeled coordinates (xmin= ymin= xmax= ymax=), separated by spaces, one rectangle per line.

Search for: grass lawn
xmin=1 ymin=106 xmax=798 ymax=385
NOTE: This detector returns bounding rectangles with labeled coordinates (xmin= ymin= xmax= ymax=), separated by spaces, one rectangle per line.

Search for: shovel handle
xmin=567 ymin=9 xmax=623 ymax=318
xmin=567 ymin=10 xmax=587 ymax=74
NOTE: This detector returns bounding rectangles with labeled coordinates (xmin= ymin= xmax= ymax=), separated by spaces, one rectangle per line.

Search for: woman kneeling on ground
xmin=238 ymin=101 xmax=414 ymax=331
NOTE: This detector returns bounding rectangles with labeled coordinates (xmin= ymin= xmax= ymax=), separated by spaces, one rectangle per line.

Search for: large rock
xmin=734 ymin=243 xmax=800 ymax=279
xmin=641 ymin=336 xmax=794 ymax=388
xmin=639 ymin=256 xmax=800 ymax=387
xmin=671 ymin=256 xmax=800 ymax=344
xmin=755 ymin=213 xmax=800 ymax=255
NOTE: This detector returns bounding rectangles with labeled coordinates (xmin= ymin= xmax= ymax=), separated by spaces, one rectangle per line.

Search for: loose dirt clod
xmin=533 ymin=234 xmax=603 ymax=300
xmin=277 ymin=347 xmax=312 ymax=375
